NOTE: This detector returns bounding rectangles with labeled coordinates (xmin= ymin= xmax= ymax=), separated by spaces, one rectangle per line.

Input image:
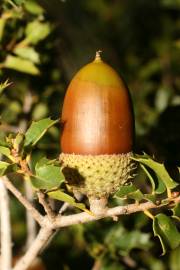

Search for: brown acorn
xmin=60 ymin=52 xmax=134 ymax=213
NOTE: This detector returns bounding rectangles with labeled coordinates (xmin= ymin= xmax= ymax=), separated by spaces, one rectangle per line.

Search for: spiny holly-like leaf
xmin=153 ymin=214 xmax=180 ymax=255
xmin=115 ymin=184 xmax=144 ymax=202
xmin=31 ymin=157 xmax=64 ymax=190
xmin=115 ymin=183 xmax=137 ymax=198
xmin=133 ymin=154 xmax=178 ymax=190
xmin=172 ymin=203 xmax=180 ymax=221
xmin=4 ymin=55 xmax=40 ymax=75
xmin=141 ymin=162 xmax=166 ymax=194
xmin=127 ymin=189 xmax=144 ymax=202
xmin=24 ymin=118 xmax=59 ymax=147
xmin=140 ymin=164 xmax=155 ymax=192
xmin=144 ymin=194 xmax=156 ymax=203
xmin=48 ymin=190 xmax=93 ymax=214
xmin=155 ymin=175 xmax=167 ymax=194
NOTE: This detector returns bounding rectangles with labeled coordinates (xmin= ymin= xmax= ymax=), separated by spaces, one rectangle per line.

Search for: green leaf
xmin=0 ymin=146 xmax=12 ymax=160
xmin=115 ymin=183 xmax=137 ymax=198
xmin=141 ymin=162 xmax=166 ymax=194
xmin=0 ymin=18 xmax=6 ymax=41
xmin=28 ymin=151 xmax=44 ymax=172
xmin=141 ymin=253 xmax=165 ymax=270
xmin=140 ymin=164 xmax=156 ymax=192
xmin=155 ymin=86 xmax=171 ymax=113
xmin=153 ymin=214 xmax=180 ymax=255
xmin=25 ymin=20 xmax=51 ymax=45
xmin=31 ymin=157 xmax=64 ymax=190
xmin=155 ymin=175 xmax=167 ymax=194
xmin=0 ymin=161 xmax=9 ymax=176
xmin=127 ymin=189 xmax=144 ymax=202
xmin=4 ymin=55 xmax=40 ymax=75
xmin=35 ymin=157 xmax=49 ymax=168
xmin=14 ymin=47 xmax=40 ymax=64
xmin=24 ymin=0 xmax=44 ymax=15
xmin=115 ymin=183 xmax=144 ymax=202
xmin=139 ymin=59 xmax=161 ymax=79
xmin=13 ymin=133 xmax=24 ymax=154
xmin=133 ymin=154 xmax=178 ymax=189
xmin=144 ymin=193 xmax=156 ymax=203
xmin=0 ymin=161 xmax=18 ymax=176
xmin=24 ymin=118 xmax=59 ymax=147
xmin=32 ymin=103 xmax=48 ymax=120
xmin=105 ymin=225 xmax=152 ymax=256
xmin=48 ymin=190 xmax=93 ymax=214
xmin=13 ymin=0 xmax=25 ymax=5
xmin=172 ymin=203 xmax=180 ymax=221
xmin=0 ymin=139 xmax=10 ymax=147
xmin=169 ymin=246 xmax=180 ymax=270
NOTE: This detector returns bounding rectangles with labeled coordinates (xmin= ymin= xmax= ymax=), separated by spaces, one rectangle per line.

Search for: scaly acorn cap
xmin=60 ymin=52 xmax=135 ymax=211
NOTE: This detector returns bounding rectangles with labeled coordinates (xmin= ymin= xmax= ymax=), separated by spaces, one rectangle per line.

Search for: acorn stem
xmin=89 ymin=197 xmax=108 ymax=216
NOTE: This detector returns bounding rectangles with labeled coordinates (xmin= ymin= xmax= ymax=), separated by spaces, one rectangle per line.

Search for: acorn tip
xmin=94 ymin=50 xmax=102 ymax=62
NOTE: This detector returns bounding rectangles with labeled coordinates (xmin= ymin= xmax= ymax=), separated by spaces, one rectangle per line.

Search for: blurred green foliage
xmin=0 ymin=0 xmax=180 ymax=269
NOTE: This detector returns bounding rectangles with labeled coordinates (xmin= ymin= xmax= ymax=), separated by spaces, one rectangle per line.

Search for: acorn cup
xmin=59 ymin=52 xmax=135 ymax=215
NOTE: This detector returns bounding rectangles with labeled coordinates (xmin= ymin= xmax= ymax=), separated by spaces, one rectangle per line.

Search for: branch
xmin=92 ymin=260 xmax=102 ymax=270
xmin=59 ymin=202 xmax=70 ymax=215
xmin=53 ymin=197 xmax=180 ymax=229
xmin=0 ymin=178 xmax=12 ymax=270
xmin=24 ymin=180 xmax=37 ymax=250
xmin=13 ymin=227 xmax=53 ymax=270
xmin=2 ymin=176 xmax=44 ymax=226
xmin=39 ymin=202 xmax=71 ymax=253
xmin=37 ymin=191 xmax=55 ymax=220
xmin=2 ymin=175 xmax=179 ymax=231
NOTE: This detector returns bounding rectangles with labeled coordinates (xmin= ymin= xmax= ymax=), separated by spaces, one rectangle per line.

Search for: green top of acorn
xmin=73 ymin=51 xmax=125 ymax=88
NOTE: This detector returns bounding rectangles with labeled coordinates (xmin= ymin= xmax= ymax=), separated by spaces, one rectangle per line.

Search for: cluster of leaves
xmin=0 ymin=114 xmax=91 ymax=212
xmin=0 ymin=0 xmax=62 ymax=161
xmin=0 ymin=0 xmax=51 ymax=75
xmin=115 ymin=154 xmax=180 ymax=255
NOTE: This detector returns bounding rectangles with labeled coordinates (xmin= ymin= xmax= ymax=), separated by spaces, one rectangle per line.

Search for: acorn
xmin=60 ymin=51 xmax=134 ymax=214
